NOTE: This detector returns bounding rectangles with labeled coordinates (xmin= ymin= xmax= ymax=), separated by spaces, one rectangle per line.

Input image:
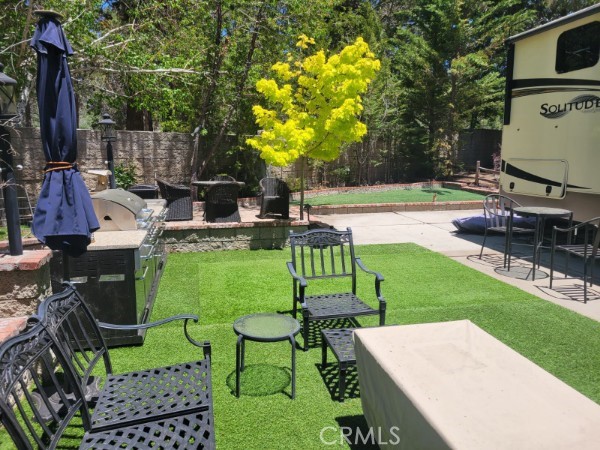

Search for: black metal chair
xmin=35 ymin=284 xmax=214 ymax=439
xmin=258 ymin=177 xmax=290 ymax=219
xmin=479 ymin=194 xmax=534 ymax=265
xmin=287 ymin=227 xmax=385 ymax=350
xmin=210 ymin=174 xmax=236 ymax=182
xmin=157 ymin=178 xmax=193 ymax=221
xmin=550 ymin=216 xmax=600 ymax=303
xmin=0 ymin=319 xmax=215 ymax=449
xmin=204 ymin=182 xmax=241 ymax=223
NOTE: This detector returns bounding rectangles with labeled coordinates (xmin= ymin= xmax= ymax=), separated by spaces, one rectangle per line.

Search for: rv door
xmin=501 ymin=158 xmax=568 ymax=199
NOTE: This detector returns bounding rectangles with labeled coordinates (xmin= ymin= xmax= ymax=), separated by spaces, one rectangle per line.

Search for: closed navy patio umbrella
xmin=30 ymin=12 xmax=99 ymax=257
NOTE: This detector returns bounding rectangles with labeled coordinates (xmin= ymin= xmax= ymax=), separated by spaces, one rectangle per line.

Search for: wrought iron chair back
xmin=36 ymin=284 xmax=112 ymax=395
xmin=289 ymin=227 xmax=356 ymax=285
xmin=0 ymin=321 xmax=91 ymax=450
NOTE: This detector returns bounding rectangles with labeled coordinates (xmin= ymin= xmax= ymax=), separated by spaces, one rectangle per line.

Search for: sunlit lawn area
xmin=293 ymin=187 xmax=484 ymax=206
xmin=104 ymin=243 xmax=600 ymax=449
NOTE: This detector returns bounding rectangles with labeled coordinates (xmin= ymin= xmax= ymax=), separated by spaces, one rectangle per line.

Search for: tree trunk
xmin=192 ymin=0 xmax=225 ymax=183
xmin=299 ymin=156 xmax=306 ymax=221
xmin=195 ymin=3 xmax=265 ymax=180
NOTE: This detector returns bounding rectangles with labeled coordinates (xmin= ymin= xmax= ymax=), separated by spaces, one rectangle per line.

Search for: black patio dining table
xmin=507 ymin=206 xmax=573 ymax=280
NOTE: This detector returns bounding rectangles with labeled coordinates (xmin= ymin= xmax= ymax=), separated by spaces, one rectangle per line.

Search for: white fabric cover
xmin=354 ymin=320 xmax=600 ymax=450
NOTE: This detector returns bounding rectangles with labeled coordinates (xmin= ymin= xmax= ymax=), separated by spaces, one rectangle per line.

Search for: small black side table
xmin=233 ymin=313 xmax=300 ymax=399
xmin=321 ymin=328 xmax=357 ymax=402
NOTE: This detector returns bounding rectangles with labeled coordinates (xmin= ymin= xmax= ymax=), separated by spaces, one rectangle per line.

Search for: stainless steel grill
xmin=92 ymin=189 xmax=150 ymax=231
xmin=50 ymin=196 xmax=168 ymax=347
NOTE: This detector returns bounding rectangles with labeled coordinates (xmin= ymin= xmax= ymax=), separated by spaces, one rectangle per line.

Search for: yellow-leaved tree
xmin=246 ymin=35 xmax=380 ymax=218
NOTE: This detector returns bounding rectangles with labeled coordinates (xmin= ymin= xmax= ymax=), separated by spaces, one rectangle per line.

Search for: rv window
xmin=555 ymin=21 xmax=600 ymax=74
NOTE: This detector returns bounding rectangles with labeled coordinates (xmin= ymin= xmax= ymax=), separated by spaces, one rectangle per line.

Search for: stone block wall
xmin=0 ymin=250 xmax=53 ymax=318
xmin=8 ymin=128 xmax=194 ymax=201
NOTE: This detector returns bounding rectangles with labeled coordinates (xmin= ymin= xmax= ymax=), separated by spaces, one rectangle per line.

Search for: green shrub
xmin=114 ymin=162 xmax=137 ymax=190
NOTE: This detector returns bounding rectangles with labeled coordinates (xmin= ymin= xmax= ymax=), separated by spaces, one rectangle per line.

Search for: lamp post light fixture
xmin=98 ymin=113 xmax=117 ymax=189
xmin=0 ymin=62 xmax=22 ymax=256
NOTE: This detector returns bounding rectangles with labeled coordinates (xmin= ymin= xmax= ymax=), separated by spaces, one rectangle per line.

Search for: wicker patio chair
xmin=550 ymin=216 xmax=600 ymax=303
xmin=479 ymin=194 xmax=535 ymax=265
xmin=127 ymin=183 xmax=159 ymax=199
xmin=204 ymin=182 xmax=241 ymax=223
xmin=156 ymin=178 xmax=193 ymax=221
xmin=34 ymin=284 xmax=214 ymax=440
xmin=0 ymin=318 xmax=215 ymax=449
xmin=258 ymin=177 xmax=290 ymax=219
xmin=287 ymin=227 xmax=386 ymax=350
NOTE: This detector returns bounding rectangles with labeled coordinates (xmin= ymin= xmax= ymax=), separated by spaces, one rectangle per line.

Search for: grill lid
xmin=92 ymin=189 xmax=148 ymax=231
xmin=92 ymin=189 xmax=147 ymax=215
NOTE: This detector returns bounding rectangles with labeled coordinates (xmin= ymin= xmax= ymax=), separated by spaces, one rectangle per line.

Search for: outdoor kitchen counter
xmin=89 ymin=229 xmax=149 ymax=250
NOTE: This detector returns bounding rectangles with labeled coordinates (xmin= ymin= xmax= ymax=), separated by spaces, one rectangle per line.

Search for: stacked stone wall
xmin=8 ymin=128 xmax=194 ymax=201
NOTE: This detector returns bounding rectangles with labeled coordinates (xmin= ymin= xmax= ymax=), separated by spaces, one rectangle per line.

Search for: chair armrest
xmin=355 ymin=257 xmax=384 ymax=281
xmin=98 ymin=314 xmax=211 ymax=360
xmin=356 ymin=257 xmax=385 ymax=301
xmin=287 ymin=262 xmax=307 ymax=288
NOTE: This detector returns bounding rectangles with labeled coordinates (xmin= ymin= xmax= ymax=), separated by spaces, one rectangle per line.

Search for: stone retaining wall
xmin=163 ymin=220 xmax=308 ymax=252
xmin=0 ymin=250 xmax=53 ymax=318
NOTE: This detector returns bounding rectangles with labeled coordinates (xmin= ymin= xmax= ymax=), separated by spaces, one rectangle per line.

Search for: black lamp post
xmin=98 ymin=113 xmax=117 ymax=189
xmin=0 ymin=62 xmax=22 ymax=256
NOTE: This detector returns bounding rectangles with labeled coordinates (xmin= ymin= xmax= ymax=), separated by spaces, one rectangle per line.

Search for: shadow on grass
xmin=304 ymin=318 xmax=360 ymax=350
xmin=226 ymin=364 xmax=291 ymax=397
xmin=316 ymin=362 xmax=359 ymax=402
xmin=334 ymin=415 xmax=381 ymax=449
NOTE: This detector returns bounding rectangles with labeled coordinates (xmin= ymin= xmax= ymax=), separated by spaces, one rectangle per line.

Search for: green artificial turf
xmin=292 ymin=188 xmax=484 ymax=206
xmin=2 ymin=244 xmax=599 ymax=449
xmin=107 ymin=244 xmax=600 ymax=449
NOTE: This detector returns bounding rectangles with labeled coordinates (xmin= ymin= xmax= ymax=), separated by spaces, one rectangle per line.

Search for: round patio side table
xmin=233 ymin=313 xmax=300 ymax=399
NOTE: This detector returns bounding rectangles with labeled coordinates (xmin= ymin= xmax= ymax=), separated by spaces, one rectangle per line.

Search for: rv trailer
xmin=500 ymin=4 xmax=600 ymax=222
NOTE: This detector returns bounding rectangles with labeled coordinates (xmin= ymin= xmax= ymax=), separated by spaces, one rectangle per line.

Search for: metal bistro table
xmin=233 ymin=313 xmax=300 ymax=399
xmin=507 ymin=206 xmax=572 ymax=280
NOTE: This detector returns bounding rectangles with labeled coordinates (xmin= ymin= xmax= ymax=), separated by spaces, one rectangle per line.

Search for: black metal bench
xmin=0 ymin=284 xmax=215 ymax=449
xmin=321 ymin=328 xmax=357 ymax=402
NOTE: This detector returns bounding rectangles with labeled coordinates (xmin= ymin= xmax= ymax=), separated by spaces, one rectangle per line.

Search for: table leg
xmin=236 ymin=334 xmax=243 ymax=398
xmin=240 ymin=337 xmax=246 ymax=371
xmin=507 ymin=210 xmax=514 ymax=270
xmin=290 ymin=335 xmax=296 ymax=399
xmin=532 ymin=216 xmax=541 ymax=281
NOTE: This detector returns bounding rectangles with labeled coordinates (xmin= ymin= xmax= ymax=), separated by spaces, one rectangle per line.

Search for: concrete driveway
xmin=313 ymin=210 xmax=600 ymax=322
